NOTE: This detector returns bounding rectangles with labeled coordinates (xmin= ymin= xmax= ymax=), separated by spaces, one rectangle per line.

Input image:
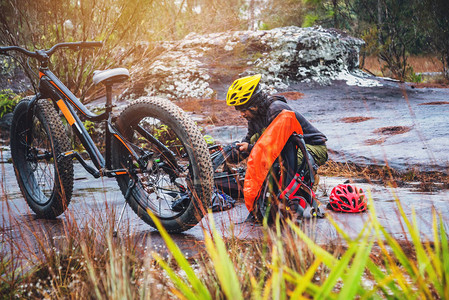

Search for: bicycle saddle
xmin=93 ymin=68 xmax=129 ymax=85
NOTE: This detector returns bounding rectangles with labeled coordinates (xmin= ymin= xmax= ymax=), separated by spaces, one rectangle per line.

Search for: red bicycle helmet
xmin=328 ymin=184 xmax=367 ymax=213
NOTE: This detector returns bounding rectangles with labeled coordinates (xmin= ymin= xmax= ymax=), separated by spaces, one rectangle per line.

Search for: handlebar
xmin=0 ymin=45 xmax=37 ymax=57
xmin=46 ymin=41 xmax=103 ymax=56
xmin=0 ymin=41 xmax=103 ymax=60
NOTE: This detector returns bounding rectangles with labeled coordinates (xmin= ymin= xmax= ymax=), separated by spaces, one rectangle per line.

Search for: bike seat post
xmin=92 ymin=68 xmax=129 ymax=169
xmin=105 ymin=84 xmax=113 ymax=114
xmin=105 ymin=84 xmax=113 ymax=169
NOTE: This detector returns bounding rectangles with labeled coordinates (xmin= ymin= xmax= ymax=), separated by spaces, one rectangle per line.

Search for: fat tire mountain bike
xmin=0 ymin=41 xmax=213 ymax=233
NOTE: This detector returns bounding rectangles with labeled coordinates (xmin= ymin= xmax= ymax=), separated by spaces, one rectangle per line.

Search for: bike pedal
xmin=60 ymin=150 xmax=76 ymax=158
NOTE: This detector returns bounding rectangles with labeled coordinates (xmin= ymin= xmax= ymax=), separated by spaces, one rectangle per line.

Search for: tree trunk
xmin=332 ymin=0 xmax=339 ymax=28
xmin=377 ymin=0 xmax=382 ymax=43
xmin=249 ymin=0 xmax=255 ymax=30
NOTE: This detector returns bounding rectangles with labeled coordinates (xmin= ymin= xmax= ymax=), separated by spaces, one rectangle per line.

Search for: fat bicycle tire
xmin=10 ymin=98 xmax=74 ymax=218
xmin=112 ymin=97 xmax=213 ymax=233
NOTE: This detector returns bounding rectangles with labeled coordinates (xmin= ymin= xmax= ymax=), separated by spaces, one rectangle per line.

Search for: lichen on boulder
xmin=124 ymin=26 xmax=366 ymax=101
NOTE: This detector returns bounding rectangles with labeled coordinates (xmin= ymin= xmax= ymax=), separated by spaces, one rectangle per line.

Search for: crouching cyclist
xmin=226 ymin=74 xmax=328 ymax=223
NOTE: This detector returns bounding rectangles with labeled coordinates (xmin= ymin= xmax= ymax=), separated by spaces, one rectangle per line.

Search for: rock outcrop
xmin=124 ymin=26 xmax=367 ymax=101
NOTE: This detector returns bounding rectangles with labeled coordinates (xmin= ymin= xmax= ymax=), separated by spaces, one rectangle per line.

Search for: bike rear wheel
xmin=112 ymin=97 xmax=213 ymax=233
xmin=10 ymin=98 xmax=74 ymax=218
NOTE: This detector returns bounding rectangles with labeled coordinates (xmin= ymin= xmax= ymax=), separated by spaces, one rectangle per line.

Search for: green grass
xmin=1 ymin=192 xmax=448 ymax=299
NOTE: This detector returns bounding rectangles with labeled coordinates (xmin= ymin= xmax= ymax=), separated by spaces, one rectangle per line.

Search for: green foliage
xmin=0 ymin=57 xmax=18 ymax=76
xmin=303 ymin=0 xmax=448 ymax=80
xmin=406 ymin=67 xmax=423 ymax=83
xmin=415 ymin=0 xmax=449 ymax=79
xmin=150 ymin=123 xmax=184 ymax=154
xmin=149 ymin=195 xmax=449 ymax=298
xmin=303 ymin=14 xmax=319 ymax=27
xmin=0 ymin=0 xmax=256 ymax=99
xmin=259 ymin=22 xmax=271 ymax=30
xmin=82 ymin=120 xmax=95 ymax=135
xmin=354 ymin=0 xmax=419 ymax=80
xmin=0 ymin=89 xmax=20 ymax=118
xmin=1 ymin=0 xmax=447 ymax=84
xmin=203 ymin=135 xmax=215 ymax=146
xmin=302 ymin=0 xmax=355 ymax=30
xmin=360 ymin=27 xmax=380 ymax=57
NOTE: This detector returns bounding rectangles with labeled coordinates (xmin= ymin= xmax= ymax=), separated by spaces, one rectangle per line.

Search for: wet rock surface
xmin=286 ymin=79 xmax=449 ymax=172
xmin=1 ymin=162 xmax=448 ymax=250
xmin=194 ymin=78 xmax=449 ymax=173
xmin=1 ymin=76 xmax=447 ymax=250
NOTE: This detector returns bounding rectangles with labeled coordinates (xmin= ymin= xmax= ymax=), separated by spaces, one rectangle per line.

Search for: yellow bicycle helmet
xmin=226 ymin=74 xmax=262 ymax=109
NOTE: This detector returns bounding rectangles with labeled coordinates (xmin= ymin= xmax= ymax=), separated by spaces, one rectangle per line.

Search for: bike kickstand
xmin=113 ymin=201 xmax=128 ymax=237
xmin=113 ymin=178 xmax=135 ymax=237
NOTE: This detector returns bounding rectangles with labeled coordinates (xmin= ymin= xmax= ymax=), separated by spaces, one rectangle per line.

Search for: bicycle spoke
xmin=121 ymin=115 xmax=194 ymax=219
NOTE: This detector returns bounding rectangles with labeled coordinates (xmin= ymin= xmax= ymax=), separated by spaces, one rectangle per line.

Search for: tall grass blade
xmin=271 ymin=216 xmax=286 ymax=300
xmin=338 ymin=239 xmax=373 ymax=299
xmin=364 ymin=261 xmax=400 ymax=298
xmin=286 ymin=219 xmax=337 ymax=267
xmin=367 ymin=193 xmax=413 ymax=297
xmin=410 ymin=209 xmax=442 ymax=296
xmin=262 ymin=277 xmax=273 ymax=300
xmin=289 ymin=258 xmax=323 ymax=298
xmin=148 ymin=210 xmax=212 ymax=300
xmin=392 ymin=198 xmax=435 ymax=297
xmin=249 ymin=275 xmax=263 ymax=300
xmin=439 ymin=217 xmax=449 ymax=298
xmin=431 ymin=212 xmax=442 ymax=279
xmin=80 ymin=242 xmax=103 ymax=300
xmin=317 ymin=241 xmax=357 ymax=298
xmin=204 ymin=213 xmax=244 ymax=300
xmin=152 ymin=252 xmax=198 ymax=300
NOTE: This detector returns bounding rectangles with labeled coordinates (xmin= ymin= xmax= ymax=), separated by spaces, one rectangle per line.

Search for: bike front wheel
xmin=10 ymin=98 xmax=74 ymax=218
xmin=112 ymin=97 xmax=213 ymax=233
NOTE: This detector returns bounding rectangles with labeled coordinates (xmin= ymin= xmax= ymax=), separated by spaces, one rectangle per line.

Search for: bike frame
xmin=0 ymin=42 xmax=181 ymax=180
xmin=14 ymin=55 xmax=155 ymax=180
xmin=31 ymin=67 xmax=130 ymax=177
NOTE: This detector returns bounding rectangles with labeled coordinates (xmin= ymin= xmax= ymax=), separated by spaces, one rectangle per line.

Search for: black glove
xmin=227 ymin=147 xmax=241 ymax=163
xmin=226 ymin=142 xmax=249 ymax=163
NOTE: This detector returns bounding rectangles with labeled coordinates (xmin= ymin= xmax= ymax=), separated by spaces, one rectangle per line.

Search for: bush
xmin=0 ymin=89 xmax=20 ymax=118
xmin=0 ymin=0 xmax=156 ymax=101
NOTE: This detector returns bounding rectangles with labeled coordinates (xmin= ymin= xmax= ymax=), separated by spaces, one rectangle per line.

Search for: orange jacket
xmin=244 ymin=110 xmax=303 ymax=211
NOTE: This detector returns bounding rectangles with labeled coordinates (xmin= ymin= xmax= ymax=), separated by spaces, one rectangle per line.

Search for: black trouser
xmin=280 ymin=136 xmax=318 ymax=189
xmin=280 ymin=138 xmax=298 ymax=188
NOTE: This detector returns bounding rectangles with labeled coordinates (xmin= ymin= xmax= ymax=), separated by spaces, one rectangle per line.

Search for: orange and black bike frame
xmin=1 ymin=41 xmax=179 ymax=179
xmin=31 ymin=67 xmax=136 ymax=177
